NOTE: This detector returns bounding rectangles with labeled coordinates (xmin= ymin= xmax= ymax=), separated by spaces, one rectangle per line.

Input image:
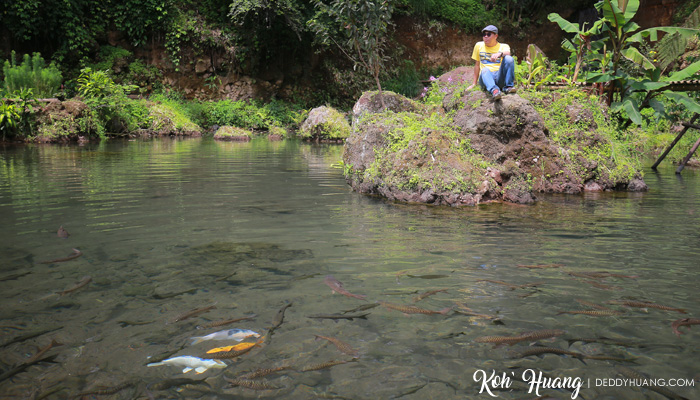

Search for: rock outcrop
xmin=299 ymin=106 xmax=351 ymax=141
xmin=342 ymin=82 xmax=647 ymax=206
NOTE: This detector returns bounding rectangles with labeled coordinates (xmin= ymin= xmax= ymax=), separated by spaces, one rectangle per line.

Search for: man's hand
xmin=489 ymin=52 xmax=502 ymax=62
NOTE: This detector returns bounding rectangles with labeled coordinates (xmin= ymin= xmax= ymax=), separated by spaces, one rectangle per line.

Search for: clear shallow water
xmin=0 ymin=138 xmax=698 ymax=399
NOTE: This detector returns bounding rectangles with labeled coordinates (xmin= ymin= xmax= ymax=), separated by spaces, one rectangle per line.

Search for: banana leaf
xmin=621 ymin=47 xmax=655 ymax=70
xmin=628 ymin=27 xmax=700 ymax=43
xmin=665 ymin=60 xmax=700 ymax=82
xmin=664 ymin=92 xmax=700 ymax=115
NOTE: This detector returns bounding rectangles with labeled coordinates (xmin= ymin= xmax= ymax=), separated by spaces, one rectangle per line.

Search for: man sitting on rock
xmin=468 ymin=25 xmax=516 ymax=100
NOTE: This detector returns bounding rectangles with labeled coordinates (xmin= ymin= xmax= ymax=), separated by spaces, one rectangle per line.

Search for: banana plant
xmin=550 ymin=0 xmax=700 ymax=125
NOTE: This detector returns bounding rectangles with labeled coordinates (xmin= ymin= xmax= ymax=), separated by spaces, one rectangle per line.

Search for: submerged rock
xmin=213 ymin=126 xmax=253 ymax=141
xmin=342 ymin=77 xmax=646 ymax=206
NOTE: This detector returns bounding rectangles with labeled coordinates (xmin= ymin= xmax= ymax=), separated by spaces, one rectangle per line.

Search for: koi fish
xmin=190 ymin=329 xmax=260 ymax=345
xmin=146 ymin=356 xmax=227 ymax=374
xmin=208 ymin=341 xmax=261 ymax=359
xmin=324 ymin=275 xmax=367 ymax=300
xmin=206 ymin=342 xmax=258 ymax=354
xmin=378 ymin=301 xmax=452 ymax=316
xmin=608 ymin=300 xmax=687 ymax=314
xmin=39 ymin=248 xmax=82 ymax=264
xmin=671 ymin=318 xmax=700 ymax=337
xmin=314 ymin=335 xmax=359 ymax=358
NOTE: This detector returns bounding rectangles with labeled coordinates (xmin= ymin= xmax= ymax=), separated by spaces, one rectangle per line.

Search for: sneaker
xmin=491 ymin=88 xmax=502 ymax=100
xmin=504 ymin=86 xmax=517 ymax=94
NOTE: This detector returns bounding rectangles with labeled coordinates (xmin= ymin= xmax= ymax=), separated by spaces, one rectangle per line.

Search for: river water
xmin=0 ymin=138 xmax=698 ymax=399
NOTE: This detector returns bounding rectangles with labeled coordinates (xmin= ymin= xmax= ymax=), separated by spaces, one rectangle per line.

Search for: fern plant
xmin=2 ymin=52 xmax=62 ymax=98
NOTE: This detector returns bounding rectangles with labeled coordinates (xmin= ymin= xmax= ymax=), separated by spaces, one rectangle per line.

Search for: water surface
xmin=0 ymin=138 xmax=698 ymax=399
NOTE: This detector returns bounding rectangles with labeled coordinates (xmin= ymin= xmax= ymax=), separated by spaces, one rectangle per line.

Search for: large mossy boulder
xmin=298 ymin=106 xmax=351 ymax=141
xmin=147 ymin=102 xmax=202 ymax=137
xmin=342 ymin=80 xmax=646 ymax=206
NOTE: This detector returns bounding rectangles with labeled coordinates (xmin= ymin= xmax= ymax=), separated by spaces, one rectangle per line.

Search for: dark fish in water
xmin=307 ymin=313 xmax=370 ymax=321
xmin=557 ymin=310 xmax=624 ymax=316
xmin=453 ymin=303 xmax=500 ymax=320
xmin=118 ymin=320 xmax=155 ymax=327
xmin=152 ymin=288 xmax=198 ymax=299
xmin=1 ymin=326 xmax=62 ymax=348
xmin=512 ymin=346 xmax=587 ymax=361
xmin=57 ymin=226 xmax=70 ymax=238
xmin=171 ymin=304 xmax=217 ymax=323
xmin=475 ymin=329 xmax=565 ymax=346
xmin=149 ymin=378 xmax=210 ymax=391
xmin=0 ymin=271 xmax=31 ymax=281
xmin=615 ymin=366 xmax=690 ymax=400
xmin=516 ymin=263 xmax=563 ymax=269
xmin=314 ymin=335 xmax=359 ymax=358
xmin=671 ymin=318 xmax=700 ymax=337
xmin=240 ymin=366 xmax=292 ymax=379
xmin=74 ymin=381 xmax=135 ymax=397
xmin=225 ymin=378 xmax=279 ymax=390
xmin=567 ymin=336 xmax=645 ymax=348
xmin=406 ymin=274 xmax=449 ymax=279
xmin=569 ymin=271 xmax=637 ymax=279
xmin=413 ymin=289 xmax=448 ymax=303
xmin=57 ymin=275 xmax=91 ymax=296
xmin=608 ymin=300 xmax=687 ymax=314
xmin=575 ymin=299 xmax=612 ymax=310
xmin=378 ymin=301 xmax=452 ymax=316
xmin=324 ymin=275 xmax=367 ymax=300
xmin=26 ymin=339 xmax=63 ymax=364
xmin=582 ymin=280 xmax=622 ymax=290
xmin=341 ymin=303 xmax=379 ymax=313
xmin=476 ymin=279 xmax=544 ymax=290
xmin=39 ymin=248 xmax=82 ymax=264
xmin=196 ymin=314 xmax=257 ymax=329
xmin=267 ymin=301 xmax=292 ymax=338
xmin=300 ymin=359 xmax=357 ymax=372
xmin=0 ymin=354 xmax=57 ymax=383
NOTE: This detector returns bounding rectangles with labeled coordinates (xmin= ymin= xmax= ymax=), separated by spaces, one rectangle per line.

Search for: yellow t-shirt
xmin=472 ymin=41 xmax=510 ymax=73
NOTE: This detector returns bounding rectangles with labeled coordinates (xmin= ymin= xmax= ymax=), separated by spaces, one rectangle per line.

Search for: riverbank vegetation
xmin=1 ymin=0 xmax=700 ymax=165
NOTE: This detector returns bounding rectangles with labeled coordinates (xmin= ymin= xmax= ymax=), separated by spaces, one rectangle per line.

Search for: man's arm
xmin=472 ymin=63 xmax=480 ymax=86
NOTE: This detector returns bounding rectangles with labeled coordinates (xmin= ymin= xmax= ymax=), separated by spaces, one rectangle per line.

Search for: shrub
xmin=3 ymin=52 xmax=62 ymax=97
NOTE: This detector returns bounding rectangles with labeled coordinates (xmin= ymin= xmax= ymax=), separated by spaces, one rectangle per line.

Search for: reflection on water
xmin=0 ymin=138 xmax=698 ymax=399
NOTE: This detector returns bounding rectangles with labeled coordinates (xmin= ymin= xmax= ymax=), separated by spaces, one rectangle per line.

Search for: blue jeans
xmin=478 ymin=55 xmax=515 ymax=94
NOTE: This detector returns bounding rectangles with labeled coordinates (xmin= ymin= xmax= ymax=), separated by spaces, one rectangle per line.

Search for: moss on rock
xmin=213 ymin=126 xmax=253 ymax=141
xmin=298 ymin=106 xmax=350 ymax=140
xmin=147 ymin=102 xmax=202 ymax=136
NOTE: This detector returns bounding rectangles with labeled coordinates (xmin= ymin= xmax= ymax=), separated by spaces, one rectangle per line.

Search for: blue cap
xmin=482 ymin=25 xmax=498 ymax=34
